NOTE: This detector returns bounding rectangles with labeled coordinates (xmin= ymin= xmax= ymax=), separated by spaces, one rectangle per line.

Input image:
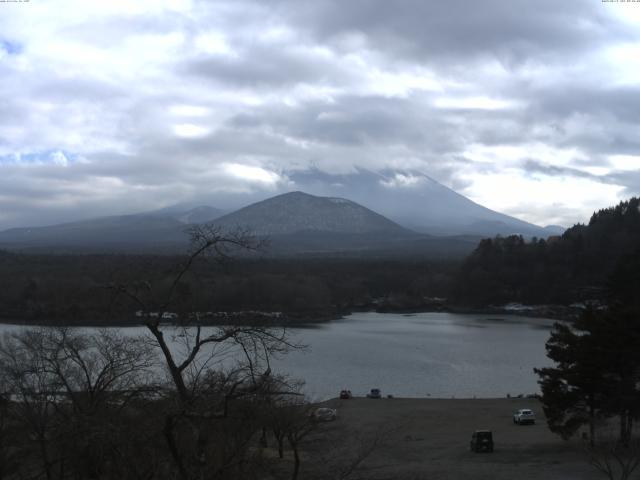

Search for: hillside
xmin=453 ymin=197 xmax=640 ymax=306
xmin=210 ymin=191 xmax=476 ymax=256
xmin=0 ymin=203 xmax=227 ymax=252
xmin=212 ymin=191 xmax=409 ymax=236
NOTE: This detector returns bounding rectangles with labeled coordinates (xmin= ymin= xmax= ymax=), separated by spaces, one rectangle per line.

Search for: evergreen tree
xmin=535 ymin=309 xmax=610 ymax=445
xmin=536 ymin=251 xmax=640 ymax=446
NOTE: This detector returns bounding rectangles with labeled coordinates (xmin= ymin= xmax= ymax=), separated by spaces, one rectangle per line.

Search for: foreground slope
xmin=299 ymin=397 xmax=598 ymax=480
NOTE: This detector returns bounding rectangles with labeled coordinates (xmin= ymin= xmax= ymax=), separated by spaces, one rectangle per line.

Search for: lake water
xmin=0 ymin=312 xmax=556 ymax=400
xmin=272 ymin=312 xmax=555 ymax=400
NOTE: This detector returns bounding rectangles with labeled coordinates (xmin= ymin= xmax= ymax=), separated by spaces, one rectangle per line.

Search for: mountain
xmin=147 ymin=204 xmax=225 ymax=224
xmin=288 ymin=168 xmax=550 ymax=237
xmin=542 ymin=225 xmax=567 ymax=235
xmin=0 ymin=214 xmax=186 ymax=252
xmin=210 ymin=191 xmax=480 ymax=256
xmin=0 ymin=204 xmax=224 ymax=252
xmin=212 ymin=191 xmax=408 ymax=236
xmin=0 ymin=192 xmax=480 ymax=257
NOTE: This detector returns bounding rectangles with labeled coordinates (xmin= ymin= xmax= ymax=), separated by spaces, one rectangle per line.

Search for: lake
xmin=0 ymin=312 xmax=556 ymax=400
xmin=272 ymin=312 xmax=555 ymax=400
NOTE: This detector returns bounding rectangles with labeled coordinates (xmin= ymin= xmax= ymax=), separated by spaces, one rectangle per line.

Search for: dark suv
xmin=470 ymin=430 xmax=494 ymax=452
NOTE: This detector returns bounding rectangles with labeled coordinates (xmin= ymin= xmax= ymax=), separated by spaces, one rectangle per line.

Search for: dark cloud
xmin=185 ymin=45 xmax=352 ymax=88
xmin=228 ymin=94 xmax=458 ymax=150
xmin=522 ymin=160 xmax=600 ymax=180
xmin=277 ymin=0 xmax=626 ymax=66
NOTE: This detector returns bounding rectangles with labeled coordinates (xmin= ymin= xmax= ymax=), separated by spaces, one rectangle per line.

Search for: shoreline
xmin=0 ymin=303 xmax=575 ymax=328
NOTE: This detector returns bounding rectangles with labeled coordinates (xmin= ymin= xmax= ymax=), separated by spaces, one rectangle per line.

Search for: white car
xmin=513 ymin=408 xmax=535 ymax=425
xmin=313 ymin=407 xmax=337 ymax=422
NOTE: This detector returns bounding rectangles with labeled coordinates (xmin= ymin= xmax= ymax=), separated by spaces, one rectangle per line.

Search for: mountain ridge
xmin=211 ymin=191 xmax=412 ymax=236
xmin=288 ymin=168 xmax=551 ymax=237
xmin=0 ymin=185 xmax=555 ymax=256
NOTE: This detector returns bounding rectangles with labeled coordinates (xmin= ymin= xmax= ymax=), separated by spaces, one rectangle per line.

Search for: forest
xmin=0 ymin=250 xmax=457 ymax=325
xmin=453 ymin=197 xmax=640 ymax=307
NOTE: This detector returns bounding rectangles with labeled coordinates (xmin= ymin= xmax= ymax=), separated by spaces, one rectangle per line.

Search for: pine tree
xmin=536 ymin=262 xmax=640 ymax=447
xmin=535 ymin=308 xmax=610 ymax=446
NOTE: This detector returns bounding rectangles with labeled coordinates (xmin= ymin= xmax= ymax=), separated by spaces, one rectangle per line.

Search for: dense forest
xmin=0 ymin=252 xmax=457 ymax=325
xmin=453 ymin=197 xmax=640 ymax=307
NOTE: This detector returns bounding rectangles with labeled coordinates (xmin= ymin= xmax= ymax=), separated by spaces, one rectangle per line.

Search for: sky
xmin=1 ymin=0 xmax=640 ymax=229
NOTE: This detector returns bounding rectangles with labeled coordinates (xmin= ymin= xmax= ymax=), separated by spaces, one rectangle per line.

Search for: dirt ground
xmin=295 ymin=397 xmax=601 ymax=480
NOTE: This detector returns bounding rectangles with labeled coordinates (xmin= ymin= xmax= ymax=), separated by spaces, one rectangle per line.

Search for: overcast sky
xmin=1 ymin=0 xmax=640 ymax=229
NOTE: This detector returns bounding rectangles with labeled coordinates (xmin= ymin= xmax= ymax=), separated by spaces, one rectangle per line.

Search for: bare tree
xmin=0 ymin=330 xmax=60 ymax=480
xmin=0 ymin=380 xmax=20 ymax=480
xmin=0 ymin=328 xmax=158 ymax=480
xmin=109 ymin=225 xmax=302 ymax=480
xmin=586 ymin=436 xmax=640 ymax=480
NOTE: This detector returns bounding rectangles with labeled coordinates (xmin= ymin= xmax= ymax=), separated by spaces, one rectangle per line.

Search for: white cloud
xmin=223 ymin=163 xmax=283 ymax=185
xmin=433 ymin=96 xmax=518 ymax=110
xmin=169 ymin=104 xmax=212 ymax=117
xmin=50 ymin=151 xmax=69 ymax=167
xmin=194 ymin=32 xmax=236 ymax=56
xmin=609 ymin=155 xmax=640 ymax=171
xmin=173 ymin=124 xmax=211 ymax=138
xmin=461 ymin=171 xmax=626 ymax=226
xmin=380 ymin=173 xmax=423 ymax=189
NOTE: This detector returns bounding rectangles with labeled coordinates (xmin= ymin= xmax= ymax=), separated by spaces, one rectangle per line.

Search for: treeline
xmin=453 ymin=197 xmax=640 ymax=307
xmin=0 ymin=251 xmax=458 ymax=325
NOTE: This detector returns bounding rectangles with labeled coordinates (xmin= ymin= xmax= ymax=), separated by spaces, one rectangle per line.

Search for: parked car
xmin=513 ymin=408 xmax=536 ymax=425
xmin=312 ymin=407 xmax=337 ymax=422
xmin=470 ymin=430 xmax=494 ymax=453
xmin=366 ymin=388 xmax=381 ymax=399
xmin=339 ymin=389 xmax=352 ymax=399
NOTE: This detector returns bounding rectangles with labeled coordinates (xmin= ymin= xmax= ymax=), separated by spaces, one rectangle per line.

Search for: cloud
xmin=0 ymin=0 xmax=638 ymax=230
xmin=379 ymin=173 xmax=424 ymax=189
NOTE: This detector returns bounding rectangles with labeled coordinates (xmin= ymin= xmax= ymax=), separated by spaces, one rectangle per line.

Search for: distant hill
xmin=542 ymin=225 xmax=566 ymax=235
xmin=147 ymin=204 xmax=225 ymax=224
xmin=0 ymin=214 xmax=186 ymax=252
xmin=0 ymin=204 xmax=224 ymax=252
xmin=210 ymin=191 xmax=479 ymax=256
xmin=453 ymin=197 xmax=640 ymax=306
xmin=212 ymin=191 xmax=409 ymax=236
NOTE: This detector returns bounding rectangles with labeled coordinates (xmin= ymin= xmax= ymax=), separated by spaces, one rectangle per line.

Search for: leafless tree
xmin=0 ymin=330 xmax=60 ymax=480
xmin=316 ymin=425 xmax=394 ymax=480
xmin=0 ymin=380 xmax=19 ymax=480
xmin=109 ymin=225 xmax=303 ymax=480
xmin=586 ymin=434 xmax=640 ymax=480
xmin=0 ymin=328 xmax=158 ymax=480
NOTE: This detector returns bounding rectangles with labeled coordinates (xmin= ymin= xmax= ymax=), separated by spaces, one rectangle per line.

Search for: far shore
xmin=0 ymin=303 xmax=577 ymax=328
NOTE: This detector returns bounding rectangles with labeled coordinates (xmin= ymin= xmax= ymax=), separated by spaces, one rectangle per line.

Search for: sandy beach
xmin=292 ymin=397 xmax=601 ymax=480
